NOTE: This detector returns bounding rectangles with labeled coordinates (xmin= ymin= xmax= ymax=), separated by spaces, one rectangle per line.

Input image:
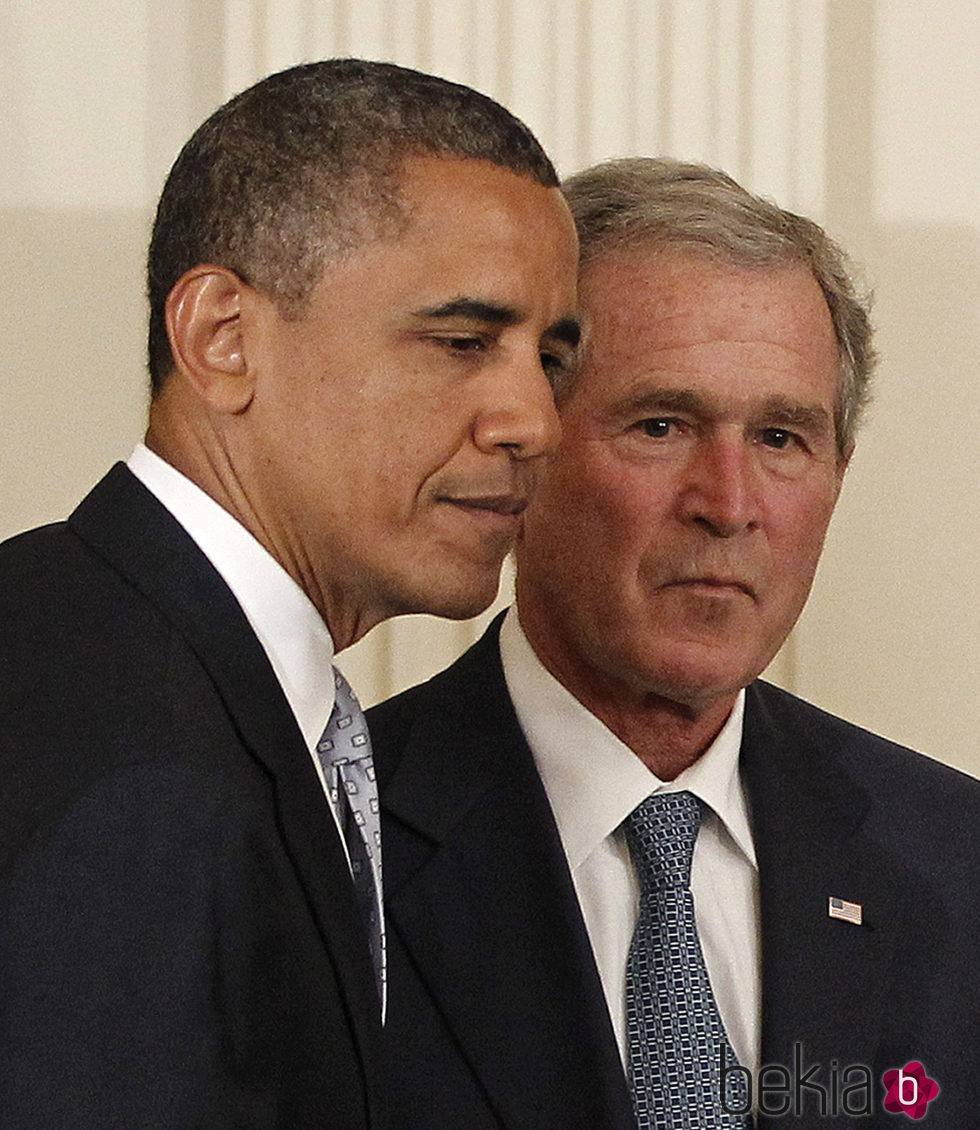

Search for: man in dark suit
xmin=370 ymin=159 xmax=980 ymax=1127
xmin=0 ymin=60 xmax=579 ymax=1128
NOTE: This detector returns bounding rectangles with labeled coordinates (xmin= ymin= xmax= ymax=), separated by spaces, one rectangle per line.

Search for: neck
xmin=516 ymin=609 xmax=738 ymax=780
xmin=591 ymin=695 xmax=737 ymax=780
xmin=144 ymin=406 xmax=384 ymax=652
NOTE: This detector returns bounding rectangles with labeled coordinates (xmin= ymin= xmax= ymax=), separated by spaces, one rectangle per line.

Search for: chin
xmin=636 ymin=644 xmax=763 ymax=707
xmin=400 ymin=573 xmax=501 ymax=623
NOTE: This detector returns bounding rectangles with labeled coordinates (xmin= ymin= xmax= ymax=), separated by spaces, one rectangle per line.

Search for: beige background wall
xmin=2 ymin=0 xmax=977 ymax=775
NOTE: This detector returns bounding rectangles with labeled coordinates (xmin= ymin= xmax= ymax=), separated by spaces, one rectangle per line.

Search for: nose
xmin=471 ymin=359 xmax=561 ymax=460
xmin=679 ymin=437 xmax=760 ymax=538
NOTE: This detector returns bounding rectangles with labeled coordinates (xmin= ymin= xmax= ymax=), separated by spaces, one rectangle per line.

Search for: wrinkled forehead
xmin=567 ymin=248 xmax=843 ymax=411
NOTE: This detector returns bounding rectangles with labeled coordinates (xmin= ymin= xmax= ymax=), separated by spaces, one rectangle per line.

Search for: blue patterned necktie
xmin=315 ymin=667 xmax=385 ymax=1009
xmin=624 ymin=791 xmax=750 ymax=1128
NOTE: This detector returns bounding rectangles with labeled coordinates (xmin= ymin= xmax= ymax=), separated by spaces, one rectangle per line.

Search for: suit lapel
xmin=743 ymin=683 xmax=909 ymax=1112
xmin=375 ymin=625 xmax=635 ymax=1130
xmin=69 ymin=466 xmax=383 ymax=1095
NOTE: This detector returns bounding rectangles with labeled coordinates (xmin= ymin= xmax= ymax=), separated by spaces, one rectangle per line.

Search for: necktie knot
xmin=624 ymin=790 xmax=702 ymax=892
xmin=318 ymin=668 xmax=371 ymax=764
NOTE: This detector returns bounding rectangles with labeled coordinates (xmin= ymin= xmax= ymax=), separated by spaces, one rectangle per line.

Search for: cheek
xmin=585 ymin=464 xmax=669 ymax=547
xmin=559 ymin=485 xmax=653 ymax=600
xmin=530 ymin=458 xmax=610 ymax=547
xmin=345 ymin=397 xmax=456 ymax=483
xmin=769 ymin=497 xmax=837 ymax=595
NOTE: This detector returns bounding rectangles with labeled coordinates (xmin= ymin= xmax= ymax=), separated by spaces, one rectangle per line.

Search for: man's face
xmin=241 ymin=155 xmax=579 ymax=645
xmin=516 ymin=250 xmax=847 ymax=716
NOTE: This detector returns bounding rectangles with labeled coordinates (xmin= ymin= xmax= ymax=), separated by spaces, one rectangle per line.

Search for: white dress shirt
xmin=127 ymin=444 xmax=343 ymax=823
xmin=499 ymin=608 xmax=761 ymax=1076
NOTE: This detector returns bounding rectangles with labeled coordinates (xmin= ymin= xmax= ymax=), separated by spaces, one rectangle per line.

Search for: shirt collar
xmin=499 ymin=607 xmax=756 ymax=871
xmin=127 ymin=444 xmax=337 ymax=750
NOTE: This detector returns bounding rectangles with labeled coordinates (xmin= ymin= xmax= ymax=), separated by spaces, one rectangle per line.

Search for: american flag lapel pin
xmin=828 ymin=896 xmax=863 ymax=926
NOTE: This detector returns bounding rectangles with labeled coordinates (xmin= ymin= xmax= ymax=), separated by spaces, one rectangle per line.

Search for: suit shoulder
xmin=366 ymin=624 xmax=513 ymax=794
xmin=0 ymin=522 xmax=254 ymax=867
xmin=749 ymin=680 xmax=980 ymax=815
xmin=0 ymin=518 xmax=75 ymax=575
xmin=0 ymin=506 xmax=146 ymax=612
xmin=0 ymin=514 xmax=171 ymax=661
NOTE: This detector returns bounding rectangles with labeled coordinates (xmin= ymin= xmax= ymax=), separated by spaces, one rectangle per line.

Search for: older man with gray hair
xmin=372 ymin=157 xmax=980 ymax=1129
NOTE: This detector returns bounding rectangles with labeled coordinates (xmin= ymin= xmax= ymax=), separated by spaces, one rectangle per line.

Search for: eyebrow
xmin=547 ymin=316 xmax=581 ymax=348
xmin=411 ymin=298 xmax=521 ymax=324
xmin=411 ymin=298 xmax=580 ymax=348
xmin=618 ymin=388 xmax=703 ymax=418
xmin=760 ymin=395 xmax=834 ymax=434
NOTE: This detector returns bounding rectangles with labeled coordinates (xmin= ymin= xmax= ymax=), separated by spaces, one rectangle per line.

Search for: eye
xmin=639 ymin=417 xmax=679 ymax=438
xmin=540 ymin=350 xmax=572 ymax=379
xmin=760 ymin=427 xmax=799 ymax=450
xmin=436 ymin=334 xmax=487 ymax=355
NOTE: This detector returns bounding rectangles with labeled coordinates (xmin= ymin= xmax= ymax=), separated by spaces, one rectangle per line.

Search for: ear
xmin=165 ymin=266 xmax=255 ymax=414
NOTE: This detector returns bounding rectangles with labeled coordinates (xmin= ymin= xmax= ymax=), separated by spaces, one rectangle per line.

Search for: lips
xmin=666 ymin=576 xmax=757 ymax=599
xmin=440 ymin=492 xmax=528 ymax=517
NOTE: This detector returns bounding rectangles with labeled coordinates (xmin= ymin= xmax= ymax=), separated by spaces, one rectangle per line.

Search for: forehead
xmin=395 ymin=153 xmax=575 ymax=255
xmin=302 ymin=153 xmax=578 ymax=330
xmin=575 ymin=249 xmax=840 ymax=412
xmin=324 ymin=153 xmax=578 ymax=310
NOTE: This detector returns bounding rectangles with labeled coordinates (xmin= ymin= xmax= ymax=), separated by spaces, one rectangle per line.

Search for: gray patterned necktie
xmin=624 ymin=791 xmax=750 ymax=1128
xmin=315 ymin=667 xmax=385 ymax=1007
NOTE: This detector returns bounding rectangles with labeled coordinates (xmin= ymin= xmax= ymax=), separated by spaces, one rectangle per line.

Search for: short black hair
xmin=147 ymin=58 xmax=558 ymax=390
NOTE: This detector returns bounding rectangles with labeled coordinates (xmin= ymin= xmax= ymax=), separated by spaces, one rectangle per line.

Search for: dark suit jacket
xmin=369 ymin=618 xmax=980 ymax=1129
xmin=0 ymin=465 xmax=385 ymax=1129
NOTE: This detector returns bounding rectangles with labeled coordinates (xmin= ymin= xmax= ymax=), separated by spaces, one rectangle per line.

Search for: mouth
xmin=440 ymin=494 xmax=528 ymax=518
xmin=666 ymin=576 xmax=756 ymax=599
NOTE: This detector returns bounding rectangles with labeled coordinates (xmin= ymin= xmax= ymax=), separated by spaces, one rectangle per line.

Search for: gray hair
xmin=147 ymin=58 xmax=558 ymax=391
xmin=562 ymin=157 xmax=875 ymax=455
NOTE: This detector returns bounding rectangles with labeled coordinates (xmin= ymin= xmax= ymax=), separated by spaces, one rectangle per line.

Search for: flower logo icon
xmin=882 ymin=1061 xmax=939 ymax=1119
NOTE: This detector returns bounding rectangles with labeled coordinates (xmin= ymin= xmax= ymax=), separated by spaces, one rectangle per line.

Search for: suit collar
xmin=502 ymin=608 xmax=756 ymax=871
xmin=377 ymin=621 xmax=519 ymax=842
xmin=373 ymin=618 xmax=636 ymax=1129
xmin=70 ymin=466 xmax=330 ymax=806
xmin=127 ymin=444 xmax=338 ymax=748
xmin=69 ymin=465 xmax=383 ymax=1103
